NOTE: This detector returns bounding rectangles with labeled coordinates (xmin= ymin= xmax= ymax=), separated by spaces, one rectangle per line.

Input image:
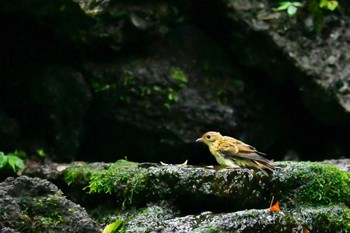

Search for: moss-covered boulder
xmin=54 ymin=160 xmax=350 ymax=231
xmin=119 ymin=204 xmax=350 ymax=232
xmin=63 ymin=160 xmax=350 ymax=208
xmin=0 ymin=176 xmax=99 ymax=232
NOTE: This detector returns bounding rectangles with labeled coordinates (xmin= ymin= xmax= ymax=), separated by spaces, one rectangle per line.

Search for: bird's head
xmin=196 ymin=131 xmax=222 ymax=146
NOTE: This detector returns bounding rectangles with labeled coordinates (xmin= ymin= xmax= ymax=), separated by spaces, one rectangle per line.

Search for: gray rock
xmin=224 ymin=0 xmax=350 ymax=122
xmin=0 ymin=176 xmax=99 ymax=233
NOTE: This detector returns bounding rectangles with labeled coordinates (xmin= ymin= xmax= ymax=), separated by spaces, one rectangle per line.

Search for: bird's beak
xmin=196 ymin=138 xmax=203 ymax=142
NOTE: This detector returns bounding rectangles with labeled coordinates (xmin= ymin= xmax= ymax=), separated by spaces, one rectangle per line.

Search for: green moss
xmin=61 ymin=160 xmax=350 ymax=231
xmin=17 ymin=194 xmax=66 ymax=232
xmin=323 ymin=205 xmax=350 ymax=231
xmin=89 ymin=62 xmax=188 ymax=111
xmin=274 ymin=161 xmax=350 ymax=207
xmin=87 ymin=160 xmax=147 ymax=208
xmin=38 ymin=212 xmax=64 ymax=228
xmin=65 ymin=161 xmax=350 ymax=211
xmin=292 ymin=204 xmax=350 ymax=232
xmin=119 ymin=65 xmax=188 ymax=108
xmin=64 ymin=164 xmax=100 ymax=185
xmin=63 ymin=160 xmax=149 ymax=208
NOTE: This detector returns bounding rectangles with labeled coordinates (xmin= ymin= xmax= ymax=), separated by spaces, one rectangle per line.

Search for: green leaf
xmin=171 ymin=68 xmax=187 ymax=84
xmin=293 ymin=2 xmax=303 ymax=7
xmin=320 ymin=0 xmax=338 ymax=10
xmin=0 ymin=152 xmax=8 ymax=169
xmin=102 ymin=219 xmax=123 ymax=233
xmin=274 ymin=2 xmax=302 ymax=14
xmin=327 ymin=1 xmax=338 ymax=11
xmin=8 ymin=155 xmax=25 ymax=172
xmin=274 ymin=2 xmax=291 ymax=11
xmin=319 ymin=0 xmax=327 ymax=7
xmin=287 ymin=5 xmax=298 ymax=16
xmin=36 ymin=149 xmax=46 ymax=157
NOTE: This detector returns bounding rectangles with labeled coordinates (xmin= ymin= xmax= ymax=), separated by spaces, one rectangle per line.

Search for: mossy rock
xmin=119 ymin=204 xmax=350 ymax=232
xmin=60 ymin=160 xmax=350 ymax=231
xmin=64 ymin=160 xmax=350 ymax=210
xmin=0 ymin=176 xmax=98 ymax=232
xmin=273 ymin=161 xmax=350 ymax=207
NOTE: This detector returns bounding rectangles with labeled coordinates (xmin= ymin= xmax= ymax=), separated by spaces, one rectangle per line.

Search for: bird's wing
xmin=234 ymin=139 xmax=267 ymax=156
xmin=217 ymin=141 xmax=270 ymax=163
xmin=216 ymin=140 xmax=275 ymax=172
xmin=222 ymin=136 xmax=261 ymax=154
xmin=215 ymin=141 xmax=239 ymax=156
xmin=235 ymin=140 xmax=258 ymax=153
xmin=235 ymin=152 xmax=271 ymax=163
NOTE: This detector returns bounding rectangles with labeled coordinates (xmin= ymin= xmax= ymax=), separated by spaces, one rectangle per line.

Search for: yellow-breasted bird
xmin=196 ymin=131 xmax=275 ymax=175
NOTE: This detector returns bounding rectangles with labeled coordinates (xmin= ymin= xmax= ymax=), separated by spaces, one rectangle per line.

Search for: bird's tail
xmin=256 ymin=151 xmax=267 ymax=156
xmin=254 ymin=160 xmax=275 ymax=174
xmin=236 ymin=152 xmax=276 ymax=176
xmin=250 ymin=153 xmax=275 ymax=176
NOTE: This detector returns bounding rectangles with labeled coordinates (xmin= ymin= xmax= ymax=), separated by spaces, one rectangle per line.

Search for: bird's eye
xmin=206 ymin=135 xmax=211 ymax=139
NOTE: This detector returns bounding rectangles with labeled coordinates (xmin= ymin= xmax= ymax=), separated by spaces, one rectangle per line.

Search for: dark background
xmin=1 ymin=0 xmax=350 ymax=165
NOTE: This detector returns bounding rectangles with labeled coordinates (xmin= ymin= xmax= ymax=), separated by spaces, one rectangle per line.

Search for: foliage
xmin=36 ymin=149 xmax=46 ymax=158
xmin=319 ymin=0 xmax=339 ymax=11
xmin=170 ymin=68 xmax=188 ymax=85
xmin=275 ymin=0 xmax=339 ymax=17
xmin=0 ymin=151 xmax=25 ymax=173
xmin=102 ymin=219 xmax=124 ymax=233
xmin=274 ymin=2 xmax=303 ymax=17
xmin=167 ymin=68 xmax=188 ymax=103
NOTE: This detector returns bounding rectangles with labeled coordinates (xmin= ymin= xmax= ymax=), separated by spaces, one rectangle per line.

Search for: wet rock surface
xmin=97 ymin=160 xmax=350 ymax=232
xmin=24 ymin=159 xmax=350 ymax=232
xmin=322 ymin=158 xmax=350 ymax=171
xmin=123 ymin=205 xmax=347 ymax=233
xmin=0 ymin=176 xmax=99 ymax=232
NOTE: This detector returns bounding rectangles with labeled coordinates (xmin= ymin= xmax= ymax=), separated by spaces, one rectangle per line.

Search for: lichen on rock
xmin=0 ymin=176 xmax=98 ymax=232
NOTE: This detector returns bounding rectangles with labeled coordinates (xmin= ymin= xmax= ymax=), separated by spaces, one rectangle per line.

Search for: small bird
xmin=196 ymin=131 xmax=275 ymax=175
